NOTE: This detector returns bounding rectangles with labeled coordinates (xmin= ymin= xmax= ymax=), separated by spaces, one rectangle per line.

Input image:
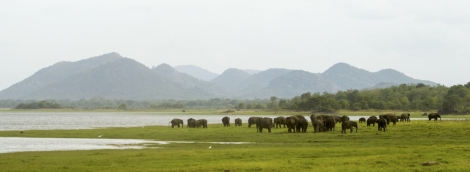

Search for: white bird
xmin=98 ymin=135 xmax=102 ymax=138
xmin=208 ymin=146 xmax=212 ymax=149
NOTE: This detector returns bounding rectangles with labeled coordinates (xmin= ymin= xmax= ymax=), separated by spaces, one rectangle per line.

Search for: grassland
xmin=1 ymin=115 xmax=470 ymax=172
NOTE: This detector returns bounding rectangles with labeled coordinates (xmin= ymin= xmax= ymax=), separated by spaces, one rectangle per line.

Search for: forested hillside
xmin=2 ymin=83 xmax=469 ymax=114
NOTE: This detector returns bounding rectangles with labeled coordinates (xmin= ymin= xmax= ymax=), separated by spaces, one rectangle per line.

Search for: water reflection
xmin=0 ymin=137 xmax=162 ymax=153
xmin=0 ymin=137 xmax=252 ymax=154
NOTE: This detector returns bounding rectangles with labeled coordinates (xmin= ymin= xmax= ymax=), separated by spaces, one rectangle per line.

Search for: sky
xmin=1 ymin=1 xmax=470 ymax=91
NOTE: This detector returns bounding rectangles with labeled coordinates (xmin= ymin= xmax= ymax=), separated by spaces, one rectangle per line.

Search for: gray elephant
xmin=285 ymin=116 xmax=299 ymax=133
xmin=366 ymin=116 xmax=377 ymax=126
xmin=170 ymin=118 xmax=184 ymax=128
xmin=197 ymin=119 xmax=208 ymax=128
xmin=187 ymin=118 xmax=197 ymax=128
xmin=234 ymin=118 xmax=242 ymax=126
xmin=340 ymin=115 xmax=350 ymax=123
xmin=310 ymin=114 xmax=323 ymax=133
xmin=428 ymin=113 xmax=441 ymax=121
xmin=358 ymin=117 xmax=366 ymax=123
xmin=400 ymin=113 xmax=410 ymax=122
xmin=323 ymin=116 xmax=336 ymax=132
xmin=256 ymin=117 xmax=272 ymax=133
xmin=312 ymin=119 xmax=325 ymax=133
xmin=248 ymin=117 xmax=260 ymax=128
xmin=274 ymin=116 xmax=286 ymax=128
xmin=296 ymin=118 xmax=308 ymax=133
xmin=377 ymin=118 xmax=387 ymax=132
xmin=341 ymin=121 xmax=358 ymax=134
xmin=222 ymin=116 xmax=230 ymax=127
xmin=332 ymin=115 xmax=342 ymax=123
xmin=379 ymin=113 xmax=398 ymax=125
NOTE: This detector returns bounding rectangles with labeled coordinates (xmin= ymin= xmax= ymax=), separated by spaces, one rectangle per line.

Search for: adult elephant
xmin=310 ymin=114 xmax=322 ymax=133
xmin=274 ymin=116 xmax=286 ymax=128
xmin=323 ymin=116 xmax=336 ymax=132
xmin=340 ymin=115 xmax=350 ymax=123
xmin=169 ymin=118 xmax=183 ymax=128
xmin=256 ymin=117 xmax=272 ymax=133
xmin=234 ymin=118 xmax=242 ymax=126
xmin=367 ymin=116 xmax=377 ymax=126
xmin=187 ymin=118 xmax=197 ymax=128
xmin=296 ymin=118 xmax=308 ymax=133
xmin=197 ymin=119 xmax=208 ymax=128
xmin=222 ymin=116 xmax=230 ymax=127
xmin=332 ymin=116 xmax=342 ymax=123
xmin=341 ymin=121 xmax=358 ymax=134
xmin=377 ymin=118 xmax=387 ymax=132
xmin=400 ymin=113 xmax=410 ymax=122
xmin=248 ymin=117 xmax=260 ymax=128
xmin=358 ymin=117 xmax=366 ymax=123
xmin=312 ymin=119 xmax=325 ymax=133
xmin=428 ymin=113 xmax=441 ymax=121
xmin=285 ymin=116 xmax=299 ymax=133
xmin=379 ymin=113 xmax=398 ymax=125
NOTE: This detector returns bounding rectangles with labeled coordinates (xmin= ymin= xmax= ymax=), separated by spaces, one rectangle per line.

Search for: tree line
xmin=2 ymin=82 xmax=470 ymax=114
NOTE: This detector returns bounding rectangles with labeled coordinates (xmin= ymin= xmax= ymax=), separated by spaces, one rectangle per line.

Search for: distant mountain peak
xmin=153 ymin=63 xmax=177 ymax=73
xmin=174 ymin=65 xmax=219 ymax=81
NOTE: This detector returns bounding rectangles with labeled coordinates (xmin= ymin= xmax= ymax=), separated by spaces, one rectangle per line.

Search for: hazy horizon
xmin=1 ymin=1 xmax=469 ymax=91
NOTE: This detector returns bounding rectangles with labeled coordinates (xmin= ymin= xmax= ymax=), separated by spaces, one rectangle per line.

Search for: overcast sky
xmin=1 ymin=1 xmax=469 ymax=91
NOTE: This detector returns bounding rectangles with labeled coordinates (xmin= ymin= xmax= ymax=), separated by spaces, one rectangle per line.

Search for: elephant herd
xmin=169 ymin=112 xmax=441 ymax=133
xmin=169 ymin=118 xmax=207 ymax=128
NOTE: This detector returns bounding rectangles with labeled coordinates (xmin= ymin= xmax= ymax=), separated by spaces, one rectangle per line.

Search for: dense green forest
xmin=2 ymin=82 xmax=470 ymax=114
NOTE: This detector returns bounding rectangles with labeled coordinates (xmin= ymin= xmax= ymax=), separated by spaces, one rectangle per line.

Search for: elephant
xmin=379 ymin=113 xmax=398 ymax=125
xmin=323 ymin=116 xmax=336 ymax=132
xmin=316 ymin=114 xmax=329 ymax=120
xmin=341 ymin=121 xmax=358 ymax=134
xmin=312 ymin=119 xmax=325 ymax=133
xmin=296 ymin=118 xmax=308 ymax=133
xmin=187 ymin=118 xmax=197 ymax=128
xmin=400 ymin=113 xmax=410 ymax=122
xmin=197 ymin=119 xmax=208 ymax=128
xmin=332 ymin=115 xmax=342 ymax=123
xmin=422 ymin=112 xmax=428 ymax=116
xmin=428 ymin=113 xmax=441 ymax=121
xmin=340 ymin=115 xmax=350 ymax=123
xmin=358 ymin=117 xmax=366 ymax=123
xmin=234 ymin=118 xmax=242 ymax=126
xmin=248 ymin=117 xmax=260 ymax=128
xmin=285 ymin=116 xmax=299 ymax=133
xmin=264 ymin=117 xmax=273 ymax=128
xmin=222 ymin=116 xmax=230 ymax=127
xmin=256 ymin=117 xmax=272 ymax=133
xmin=274 ymin=116 xmax=286 ymax=128
xmin=169 ymin=118 xmax=183 ymax=128
xmin=366 ymin=116 xmax=377 ymax=126
xmin=310 ymin=114 xmax=325 ymax=132
xmin=377 ymin=118 xmax=387 ymax=132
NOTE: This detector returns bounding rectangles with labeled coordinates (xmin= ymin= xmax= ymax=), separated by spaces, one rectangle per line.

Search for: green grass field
xmin=1 ymin=115 xmax=470 ymax=172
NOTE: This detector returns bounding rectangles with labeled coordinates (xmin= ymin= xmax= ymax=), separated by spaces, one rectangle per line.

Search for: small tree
xmin=118 ymin=103 xmax=127 ymax=110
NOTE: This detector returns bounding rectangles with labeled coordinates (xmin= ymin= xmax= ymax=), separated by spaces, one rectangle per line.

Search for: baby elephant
xmin=341 ymin=121 xmax=358 ymax=134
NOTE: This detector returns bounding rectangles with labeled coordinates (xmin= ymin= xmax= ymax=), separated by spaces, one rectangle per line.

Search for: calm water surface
xmin=0 ymin=137 xmax=250 ymax=154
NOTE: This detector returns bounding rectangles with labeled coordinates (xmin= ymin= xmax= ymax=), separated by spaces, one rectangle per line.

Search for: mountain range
xmin=0 ymin=52 xmax=437 ymax=100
